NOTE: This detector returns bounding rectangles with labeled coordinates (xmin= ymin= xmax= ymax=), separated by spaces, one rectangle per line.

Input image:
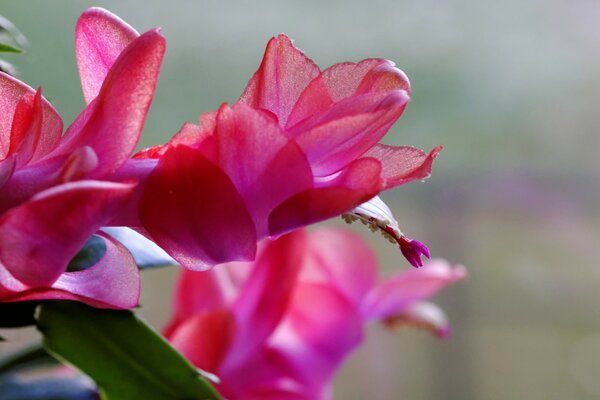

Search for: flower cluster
xmin=0 ymin=8 xmax=442 ymax=308
xmin=0 ymin=7 xmax=466 ymax=400
xmin=165 ymin=228 xmax=465 ymax=399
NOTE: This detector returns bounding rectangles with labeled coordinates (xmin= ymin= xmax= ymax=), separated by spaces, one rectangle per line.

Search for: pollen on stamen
xmin=342 ymin=211 xmax=430 ymax=269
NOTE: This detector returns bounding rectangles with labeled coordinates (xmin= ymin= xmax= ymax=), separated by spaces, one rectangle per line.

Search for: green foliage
xmin=36 ymin=301 xmax=223 ymax=400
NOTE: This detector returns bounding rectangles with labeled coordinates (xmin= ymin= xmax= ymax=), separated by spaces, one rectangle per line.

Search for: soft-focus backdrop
xmin=1 ymin=1 xmax=599 ymax=399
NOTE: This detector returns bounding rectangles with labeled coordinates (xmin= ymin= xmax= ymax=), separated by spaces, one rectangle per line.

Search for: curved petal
xmin=268 ymin=282 xmax=363 ymax=391
xmin=225 ymin=231 xmax=306 ymax=369
xmin=167 ymin=309 xmax=236 ymax=373
xmin=268 ymin=157 xmax=382 ymax=237
xmin=362 ymin=144 xmax=442 ymax=190
xmin=164 ymin=263 xmax=248 ymax=337
xmin=286 ymin=58 xmax=410 ymax=129
xmin=0 ymin=72 xmax=62 ymax=161
xmin=8 ymin=88 xmax=43 ymax=166
xmin=213 ymin=104 xmax=313 ymax=236
xmin=289 ymin=91 xmax=409 ymax=176
xmin=300 ymin=228 xmax=377 ymax=306
xmin=102 ymin=227 xmax=175 ymax=268
xmin=238 ymin=34 xmax=321 ymax=127
xmin=0 ymin=180 xmax=135 ymax=287
xmin=0 ymin=154 xmax=15 ymax=188
xmin=139 ymin=145 xmax=257 ymax=270
xmin=362 ymin=258 xmax=467 ymax=321
xmin=10 ymin=231 xmax=140 ymax=309
xmin=76 ymin=7 xmax=139 ymax=103
xmin=56 ymin=29 xmax=165 ymax=177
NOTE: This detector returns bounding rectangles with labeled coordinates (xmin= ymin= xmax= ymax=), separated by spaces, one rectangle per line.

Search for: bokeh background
xmin=1 ymin=0 xmax=600 ymax=399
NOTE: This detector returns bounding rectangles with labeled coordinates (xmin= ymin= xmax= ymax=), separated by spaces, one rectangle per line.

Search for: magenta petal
xmin=287 ymin=58 xmax=410 ymax=128
xmin=362 ymin=259 xmax=467 ymax=321
xmin=76 ymin=7 xmax=139 ymax=104
xmin=291 ymin=94 xmax=408 ymax=176
xmin=0 ymin=155 xmax=15 ymax=188
xmin=8 ymin=88 xmax=44 ymax=166
xmin=268 ymin=157 xmax=382 ymax=237
xmin=168 ymin=309 xmax=236 ymax=373
xmin=362 ymin=144 xmax=442 ymax=190
xmin=50 ymin=232 xmax=140 ymax=308
xmin=0 ymin=180 xmax=135 ymax=287
xmin=238 ymin=34 xmax=321 ymax=127
xmin=214 ymin=104 xmax=313 ymax=236
xmin=0 ymin=234 xmax=139 ymax=309
xmin=300 ymin=228 xmax=377 ymax=305
xmin=139 ymin=145 xmax=257 ymax=270
xmin=226 ymin=231 xmax=306 ymax=369
xmin=269 ymin=282 xmax=363 ymax=390
xmin=165 ymin=264 xmax=247 ymax=337
xmin=57 ymin=29 xmax=165 ymax=177
xmin=0 ymin=73 xmax=62 ymax=161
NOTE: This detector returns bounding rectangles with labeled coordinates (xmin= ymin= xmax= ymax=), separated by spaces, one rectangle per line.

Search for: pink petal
xmin=362 ymin=258 xmax=467 ymax=321
xmin=134 ymin=113 xmax=216 ymax=160
xmin=286 ymin=58 xmax=410 ymax=129
xmin=56 ymin=29 xmax=165 ymax=177
xmin=299 ymin=228 xmax=377 ymax=306
xmin=76 ymin=7 xmax=139 ymax=104
xmin=51 ymin=232 xmax=140 ymax=308
xmin=290 ymin=92 xmax=409 ymax=176
xmin=0 ymin=73 xmax=62 ymax=161
xmin=0 ymin=180 xmax=135 ymax=287
xmin=167 ymin=309 xmax=236 ymax=373
xmin=164 ymin=264 xmax=247 ymax=337
xmin=0 ymin=154 xmax=16 ymax=188
xmin=268 ymin=157 xmax=382 ymax=237
xmin=362 ymin=144 xmax=442 ymax=190
xmin=225 ymin=231 xmax=306 ymax=369
xmin=54 ymin=145 xmax=99 ymax=183
xmin=213 ymin=104 xmax=313 ymax=236
xmin=139 ymin=144 xmax=257 ymax=270
xmin=238 ymin=34 xmax=321 ymax=127
xmin=268 ymin=282 xmax=363 ymax=391
xmin=1 ymin=233 xmax=141 ymax=309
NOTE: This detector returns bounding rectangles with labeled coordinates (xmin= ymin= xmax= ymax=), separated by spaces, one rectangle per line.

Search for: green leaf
xmin=36 ymin=301 xmax=223 ymax=400
xmin=0 ymin=344 xmax=57 ymax=375
xmin=0 ymin=42 xmax=22 ymax=53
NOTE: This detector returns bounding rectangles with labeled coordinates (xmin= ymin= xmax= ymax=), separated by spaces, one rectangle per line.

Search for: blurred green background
xmin=1 ymin=0 xmax=599 ymax=399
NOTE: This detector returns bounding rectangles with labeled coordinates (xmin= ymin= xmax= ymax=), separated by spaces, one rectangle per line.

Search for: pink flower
xmin=136 ymin=34 xmax=441 ymax=271
xmin=0 ymin=8 xmax=165 ymax=308
xmin=165 ymin=228 xmax=466 ymax=399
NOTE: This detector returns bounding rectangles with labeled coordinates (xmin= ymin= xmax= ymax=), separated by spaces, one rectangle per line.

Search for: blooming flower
xmin=0 ymin=8 xmax=165 ymax=308
xmin=136 ymin=34 xmax=441 ymax=270
xmin=164 ymin=228 xmax=466 ymax=399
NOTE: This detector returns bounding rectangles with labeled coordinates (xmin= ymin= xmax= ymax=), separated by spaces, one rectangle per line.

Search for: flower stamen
xmin=343 ymin=196 xmax=430 ymax=268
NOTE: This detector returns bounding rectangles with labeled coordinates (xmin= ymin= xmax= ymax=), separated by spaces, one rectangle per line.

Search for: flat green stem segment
xmin=35 ymin=301 xmax=223 ymax=400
